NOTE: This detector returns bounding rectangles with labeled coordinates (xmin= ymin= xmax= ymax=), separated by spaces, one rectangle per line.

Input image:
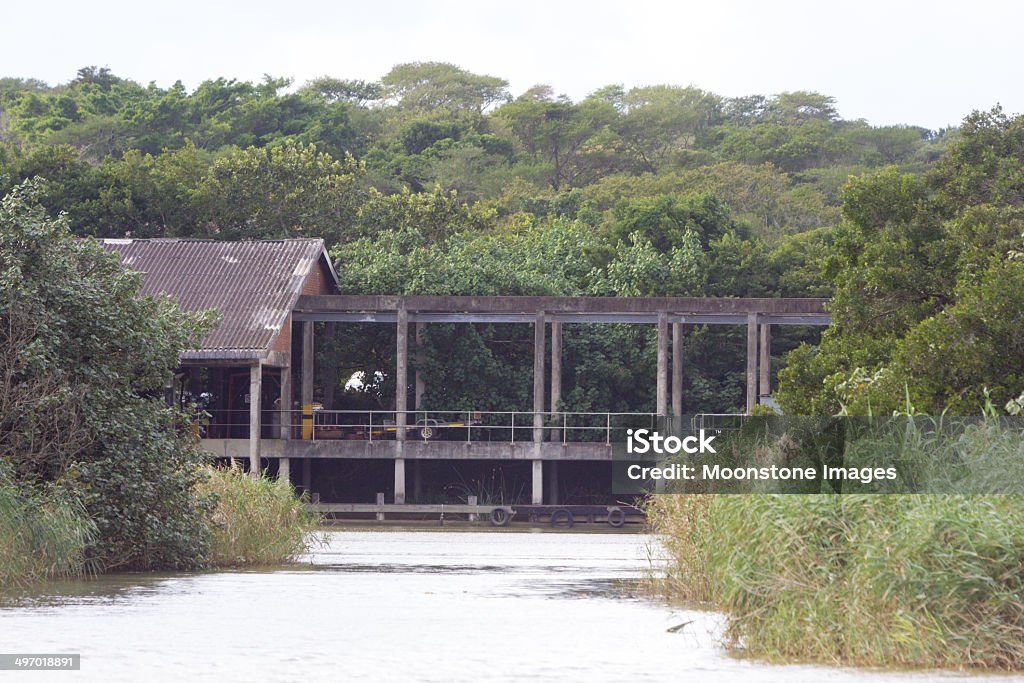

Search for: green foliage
xmin=779 ymin=108 xmax=1024 ymax=415
xmin=651 ymin=492 xmax=1024 ymax=669
xmin=198 ymin=466 xmax=321 ymax=567
xmin=0 ymin=180 xmax=216 ymax=570
xmin=0 ymin=464 xmax=97 ymax=590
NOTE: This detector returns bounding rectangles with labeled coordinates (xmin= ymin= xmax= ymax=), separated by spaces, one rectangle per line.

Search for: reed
xmin=649 ymin=419 xmax=1024 ymax=669
xmin=199 ymin=465 xmax=322 ymax=567
xmin=0 ymin=470 xmax=97 ymax=590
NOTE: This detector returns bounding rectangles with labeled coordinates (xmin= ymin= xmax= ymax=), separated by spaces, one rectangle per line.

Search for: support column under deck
xmin=279 ymin=361 xmax=291 ymax=484
xmin=532 ymin=311 xmax=545 ymax=504
xmin=672 ymin=322 xmax=683 ymax=419
xmin=759 ymin=323 xmax=771 ymax=399
xmin=395 ymin=306 xmax=408 ymax=504
xmin=746 ymin=312 xmax=758 ymax=414
xmin=550 ymin=321 xmax=562 ymax=442
xmin=248 ymin=362 xmax=262 ymax=479
xmin=301 ymin=321 xmax=314 ymax=493
xmin=656 ymin=312 xmax=669 ymax=417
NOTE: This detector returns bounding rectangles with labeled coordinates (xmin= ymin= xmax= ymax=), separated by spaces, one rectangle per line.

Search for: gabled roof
xmin=99 ymin=238 xmax=338 ymax=361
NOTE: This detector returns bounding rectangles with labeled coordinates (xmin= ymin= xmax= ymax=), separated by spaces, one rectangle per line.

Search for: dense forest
xmin=2 ymin=63 xmax=1021 ymax=418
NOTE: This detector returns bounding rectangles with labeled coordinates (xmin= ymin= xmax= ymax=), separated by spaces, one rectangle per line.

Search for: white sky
xmin=3 ymin=0 xmax=1021 ymax=130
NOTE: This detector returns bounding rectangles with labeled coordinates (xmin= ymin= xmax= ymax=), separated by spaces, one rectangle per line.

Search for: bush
xmin=649 ymin=493 xmax=1024 ymax=669
xmin=0 ymin=467 xmax=97 ymax=590
xmin=199 ymin=466 xmax=321 ymax=567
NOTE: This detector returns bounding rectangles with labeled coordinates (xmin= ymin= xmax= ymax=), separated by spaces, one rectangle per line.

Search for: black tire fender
xmin=550 ymin=507 xmax=574 ymax=528
xmin=489 ymin=507 xmax=511 ymax=527
xmin=606 ymin=507 xmax=626 ymax=528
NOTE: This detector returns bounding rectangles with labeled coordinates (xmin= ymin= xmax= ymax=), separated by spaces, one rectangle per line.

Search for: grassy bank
xmin=0 ymin=469 xmax=97 ymax=589
xmin=0 ymin=465 xmax=320 ymax=590
xmin=649 ymin=494 xmax=1024 ymax=669
xmin=199 ymin=466 xmax=322 ymax=567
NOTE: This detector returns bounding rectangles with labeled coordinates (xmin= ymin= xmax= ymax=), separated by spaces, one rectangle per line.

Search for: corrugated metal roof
xmin=98 ymin=238 xmax=336 ymax=361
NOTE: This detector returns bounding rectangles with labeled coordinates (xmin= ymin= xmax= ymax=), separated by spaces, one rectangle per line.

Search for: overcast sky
xmin=4 ymin=0 xmax=1021 ymax=130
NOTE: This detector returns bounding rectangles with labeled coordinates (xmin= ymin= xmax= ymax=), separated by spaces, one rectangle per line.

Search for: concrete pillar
xmin=672 ymin=322 xmax=684 ymax=419
xmin=415 ymin=322 xmax=425 ymax=411
xmin=395 ymin=306 xmax=408 ymax=504
xmin=532 ymin=459 xmax=543 ymax=505
xmin=301 ymin=321 xmax=314 ymax=493
xmin=249 ymin=362 xmax=262 ymax=479
xmin=533 ymin=311 xmax=546 ymax=443
xmin=656 ymin=312 xmax=669 ymax=416
xmin=394 ymin=458 xmax=406 ymax=505
xmin=550 ymin=321 xmax=562 ymax=442
xmin=759 ymin=323 xmax=771 ymax=398
xmin=279 ymin=362 xmax=291 ymax=484
xmin=301 ymin=321 xmax=314 ymax=407
xmin=746 ymin=312 xmax=758 ymax=414
xmin=533 ymin=311 xmax=545 ymax=505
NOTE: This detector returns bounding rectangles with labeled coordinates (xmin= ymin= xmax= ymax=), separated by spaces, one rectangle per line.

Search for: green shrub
xmin=0 ymin=468 xmax=97 ymax=589
xmin=650 ymin=493 xmax=1024 ymax=669
xmin=199 ymin=466 xmax=321 ymax=567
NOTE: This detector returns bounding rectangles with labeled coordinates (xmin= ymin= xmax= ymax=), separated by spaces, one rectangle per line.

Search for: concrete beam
xmin=202 ymin=438 xmax=618 ymax=461
xmin=296 ymin=294 xmax=829 ymax=316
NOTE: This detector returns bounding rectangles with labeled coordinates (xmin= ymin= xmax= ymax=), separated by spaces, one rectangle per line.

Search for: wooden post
xmin=759 ymin=323 xmax=771 ymax=398
xmin=248 ymin=362 xmax=262 ymax=479
xmin=468 ymin=495 xmax=478 ymax=522
xmin=376 ymin=492 xmax=385 ymax=521
xmin=395 ymin=306 xmax=408 ymax=504
xmin=672 ymin=322 xmax=684 ymax=419
xmin=532 ymin=311 xmax=545 ymax=504
xmin=656 ymin=312 xmax=669 ymax=416
xmin=746 ymin=312 xmax=758 ymax=414
xmin=279 ymin=361 xmax=291 ymax=484
xmin=550 ymin=321 xmax=562 ymax=442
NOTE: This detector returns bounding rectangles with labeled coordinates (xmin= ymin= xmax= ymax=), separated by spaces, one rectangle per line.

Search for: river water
xmin=1 ymin=529 xmax=1020 ymax=682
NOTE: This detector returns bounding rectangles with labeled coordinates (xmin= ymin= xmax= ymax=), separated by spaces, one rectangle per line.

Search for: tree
xmin=778 ymin=109 xmax=1024 ymax=415
xmin=381 ymin=62 xmax=510 ymax=114
xmin=192 ymin=142 xmax=364 ymax=241
xmin=0 ymin=179 xmax=216 ymax=569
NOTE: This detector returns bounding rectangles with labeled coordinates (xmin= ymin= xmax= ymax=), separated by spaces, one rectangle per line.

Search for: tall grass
xmin=649 ymin=418 xmax=1024 ymax=669
xmin=199 ymin=466 xmax=322 ymax=567
xmin=0 ymin=471 xmax=97 ymax=590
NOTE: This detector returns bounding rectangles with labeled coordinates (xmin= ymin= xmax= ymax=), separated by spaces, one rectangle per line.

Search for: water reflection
xmin=0 ymin=530 xmax=1019 ymax=682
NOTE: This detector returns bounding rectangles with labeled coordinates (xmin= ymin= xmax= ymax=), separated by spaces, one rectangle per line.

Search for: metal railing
xmin=195 ymin=409 xmax=658 ymax=444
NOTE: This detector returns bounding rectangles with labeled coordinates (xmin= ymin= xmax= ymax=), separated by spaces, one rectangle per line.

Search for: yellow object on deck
xmin=302 ymin=402 xmax=322 ymax=440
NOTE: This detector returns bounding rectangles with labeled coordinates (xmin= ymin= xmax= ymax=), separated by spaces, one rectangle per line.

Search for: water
xmin=1 ymin=530 xmax=1020 ymax=682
